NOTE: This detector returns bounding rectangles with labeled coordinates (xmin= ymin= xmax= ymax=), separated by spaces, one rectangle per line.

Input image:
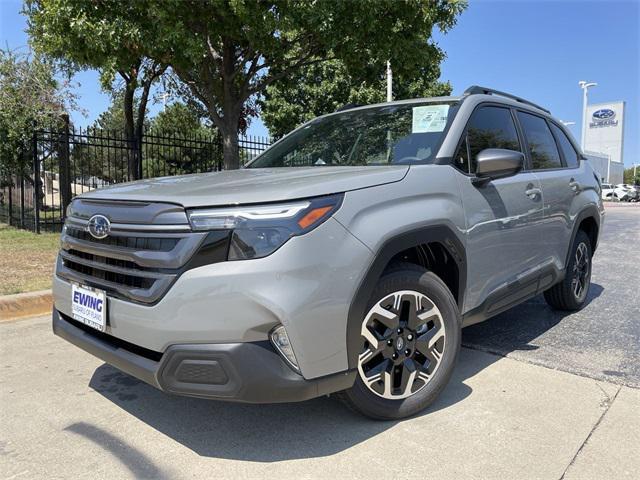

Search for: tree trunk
xmin=133 ymin=80 xmax=153 ymax=180
xmin=122 ymin=83 xmax=137 ymax=180
xmin=220 ymin=123 xmax=240 ymax=170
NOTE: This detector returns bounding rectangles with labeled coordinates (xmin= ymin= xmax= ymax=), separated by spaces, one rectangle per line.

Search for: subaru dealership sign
xmin=584 ymin=101 xmax=625 ymax=163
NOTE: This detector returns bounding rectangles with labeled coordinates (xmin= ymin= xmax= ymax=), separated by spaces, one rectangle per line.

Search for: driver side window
xmin=454 ymin=106 xmax=521 ymax=174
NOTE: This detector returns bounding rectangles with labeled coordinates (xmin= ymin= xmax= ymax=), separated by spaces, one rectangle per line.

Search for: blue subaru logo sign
xmin=87 ymin=214 xmax=111 ymax=239
xmin=592 ymin=109 xmax=615 ymax=120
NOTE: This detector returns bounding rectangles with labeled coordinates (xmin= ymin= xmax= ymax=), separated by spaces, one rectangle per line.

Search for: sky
xmin=1 ymin=0 xmax=638 ymax=166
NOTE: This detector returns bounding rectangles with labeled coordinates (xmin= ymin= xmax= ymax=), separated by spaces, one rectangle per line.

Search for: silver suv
xmin=52 ymin=86 xmax=603 ymax=419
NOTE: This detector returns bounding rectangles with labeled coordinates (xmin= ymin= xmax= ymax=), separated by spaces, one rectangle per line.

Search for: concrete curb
xmin=0 ymin=290 xmax=53 ymax=322
xmin=603 ymin=201 xmax=639 ymax=207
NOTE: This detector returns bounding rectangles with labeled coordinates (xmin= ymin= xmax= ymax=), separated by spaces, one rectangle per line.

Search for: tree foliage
xmin=0 ymin=48 xmax=79 ymax=183
xmin=261 ymin=58 xmax=453 ymax=139
xmin=623 ymin=166 xmax=639 ymax=185
xmin=25 ymin=0 xmax=465 ymax=170
xmin=26 ymin=0 xmax=167 ymax=178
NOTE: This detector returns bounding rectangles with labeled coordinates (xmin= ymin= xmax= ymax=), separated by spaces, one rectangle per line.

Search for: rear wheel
xmin=544 ymin=230 xmax=592 ymax=311
xmin=340 ymin=264 xmax=461 ymax=420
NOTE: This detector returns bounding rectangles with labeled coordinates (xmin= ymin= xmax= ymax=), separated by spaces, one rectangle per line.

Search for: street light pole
xmin=386 ymin=61 xmax=393 ymax=102
xmin=578 ymin=80 xmax=597 ymax=150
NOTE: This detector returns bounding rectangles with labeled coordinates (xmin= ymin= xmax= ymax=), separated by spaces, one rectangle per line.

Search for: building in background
xmin=584 ymin=151 xmax=624 ymax=184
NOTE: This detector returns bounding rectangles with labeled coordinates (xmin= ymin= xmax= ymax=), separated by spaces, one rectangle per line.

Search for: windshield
xmin=248 ymin=102 xmax=457 ymax=168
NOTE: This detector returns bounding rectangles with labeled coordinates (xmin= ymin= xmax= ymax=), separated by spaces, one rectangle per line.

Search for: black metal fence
xmin=0 ymin=124 xmax=271 ymax=233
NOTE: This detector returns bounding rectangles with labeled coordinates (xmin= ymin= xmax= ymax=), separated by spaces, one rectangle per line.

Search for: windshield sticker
xmin=412 ymin=105 xmax=450 ymax=133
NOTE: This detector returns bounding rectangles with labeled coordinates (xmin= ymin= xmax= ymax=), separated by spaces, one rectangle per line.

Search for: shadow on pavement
xmin=462 ymin=283 xmax=604 ymax=354
xmin=65 ymin=422 xmax=171 ymax=478
xmin=88 ymin=284 xmax=604 ymax=463
xmin=88 ymin=348 xmax=499 ymax=462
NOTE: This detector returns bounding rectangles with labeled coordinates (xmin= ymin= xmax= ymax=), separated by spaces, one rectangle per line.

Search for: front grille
xmin=63 ymin=257 xmax=155 ymax=290
xmin=56 ymin=200 xmax=211 ymax=304
xmin=66 ymin=226 xmax=180 ymax=251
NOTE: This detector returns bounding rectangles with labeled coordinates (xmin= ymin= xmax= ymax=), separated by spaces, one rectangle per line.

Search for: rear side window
xmin=517 ymin=112 xmax=562 ymax=169
xmin=550 ymin=123 xmax=579 ymax=168
xmin=454 ymin=106 xmax=521 ymax=174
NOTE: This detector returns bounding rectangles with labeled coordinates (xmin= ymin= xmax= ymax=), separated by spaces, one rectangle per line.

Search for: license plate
xmin=71 ymin=284 xmax=107 ymax=332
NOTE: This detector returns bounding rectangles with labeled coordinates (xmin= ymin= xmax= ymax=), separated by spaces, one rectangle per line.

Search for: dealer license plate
xmin=71 ymin=284 xmax=107 ymax=332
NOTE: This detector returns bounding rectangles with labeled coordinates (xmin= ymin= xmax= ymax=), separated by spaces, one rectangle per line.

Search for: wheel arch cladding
xmin=346 ymin=225 xmax=467 ymax=370
xmin=577 ymin=215 xmax=599 ymax=253
xmin=568 ymin=206 xmax=601 ymax=268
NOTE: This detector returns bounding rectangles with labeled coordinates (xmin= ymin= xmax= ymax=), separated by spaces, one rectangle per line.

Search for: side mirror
xmin=474 ymin=148 xmax=524 ymax=183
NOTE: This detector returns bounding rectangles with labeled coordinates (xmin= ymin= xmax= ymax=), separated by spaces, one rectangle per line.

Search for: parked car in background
xmin=51 ymin=86 xmax=603 ymax=419
xmin=601 ymin=184 xmax=616 ymax=200
xmin=616 ymin=184 xmax=639 ymax=202
xmin=601 ymin=183 xmax=631 ymax=201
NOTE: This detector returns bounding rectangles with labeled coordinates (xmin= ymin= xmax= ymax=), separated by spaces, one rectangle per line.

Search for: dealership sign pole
xmin=579 ymin=81 xmax=598 ymax=150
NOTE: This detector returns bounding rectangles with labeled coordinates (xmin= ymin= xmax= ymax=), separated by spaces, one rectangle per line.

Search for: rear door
xmin=516 ymin=112 xmax=578 ymax=272
xmin=454 ymin=105 xmax=545 ymax=313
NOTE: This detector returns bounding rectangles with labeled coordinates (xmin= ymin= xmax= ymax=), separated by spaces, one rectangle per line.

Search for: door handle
xmin=525 ymin=187 xmax=542 ymax=200
xmin=569 ymin=179 xmax=581 ymax=193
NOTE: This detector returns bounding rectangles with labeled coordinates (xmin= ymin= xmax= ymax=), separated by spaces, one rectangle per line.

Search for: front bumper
xmin=53 ymin=217 xmax=373 ymax=379
xmin=53 ymin=309 xmax=355 ymax=403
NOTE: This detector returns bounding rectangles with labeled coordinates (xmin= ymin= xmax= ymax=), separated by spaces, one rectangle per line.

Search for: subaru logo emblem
xmin=592 ymin=109 xmax=615 ymax=120
xmin=87 ymin=214 xmax=111 ymax=239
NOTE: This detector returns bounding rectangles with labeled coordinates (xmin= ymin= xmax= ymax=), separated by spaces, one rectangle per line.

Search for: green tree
xmin=146 ymin=102 xmax=219 ymax=176
xmin=623 ymin=166 xmax=639 ymax=185
xmin=26 ymin=0 xmax=167 ymax=179
xmin=149 ymin=103 xmax=209 ymax=137
xmin=0 ymin=48 xmax=79 ymax=184
xmin=261 ymin=58 xmax=453 ymax=138
xmin=25 ymin=0 xmax=466 ymax=170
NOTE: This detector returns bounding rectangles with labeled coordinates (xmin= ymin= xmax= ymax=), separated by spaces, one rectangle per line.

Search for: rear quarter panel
xmin=569 ymin=160 xmax=605 ymax=254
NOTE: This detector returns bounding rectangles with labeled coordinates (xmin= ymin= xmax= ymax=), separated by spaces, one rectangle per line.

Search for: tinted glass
xmin=453 ymin=136 xmax=470 ymax=173
xmin=248 ymin=103 xmax=455 ymax=168
xmin=550 ymin=123 xmax=579 ymax=168
xmin=517 ymin=112 xmax=562 ymax=169
xmin=455 ymin=106 xmax=520 ymax=174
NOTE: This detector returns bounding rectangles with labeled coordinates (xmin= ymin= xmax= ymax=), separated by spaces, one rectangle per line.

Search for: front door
xmin=453 ymin=105 xmax=545 ymax=313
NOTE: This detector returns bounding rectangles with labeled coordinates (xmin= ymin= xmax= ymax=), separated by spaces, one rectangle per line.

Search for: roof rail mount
xmin=464 ymin=85 xmax=550 ymax=114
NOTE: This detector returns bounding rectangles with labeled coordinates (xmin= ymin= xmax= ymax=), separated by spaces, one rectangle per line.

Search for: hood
xmin=80 ymin=166 xmax=409 ymax=208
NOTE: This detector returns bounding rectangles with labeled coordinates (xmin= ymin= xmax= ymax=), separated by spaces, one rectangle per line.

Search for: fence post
xmin=20 ymin=172 xmax=25 ymax=229
xmin=7 ymin=177 xmax=13 ymax=227
xmin=32 ymin=129 xmax=41 ymax=234
xmin=59 ymin=114 xmax=73 ymax=219
xmin=137 ymin=130 xmax=144 ymax=179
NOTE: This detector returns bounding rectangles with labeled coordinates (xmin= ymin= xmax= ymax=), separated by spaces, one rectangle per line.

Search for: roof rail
xmin=463 ymin=85 xmax=550 ymax=114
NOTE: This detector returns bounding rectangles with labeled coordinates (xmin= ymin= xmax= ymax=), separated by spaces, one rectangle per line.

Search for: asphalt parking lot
xmin=1 ymin=205 xmax=638 ymax=479
xmin=463 ymin=203 xmax=640 ymax=388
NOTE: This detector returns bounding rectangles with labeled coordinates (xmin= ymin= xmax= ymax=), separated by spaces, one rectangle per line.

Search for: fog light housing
xmin=270 ymin=325 xmax=300 ymax=373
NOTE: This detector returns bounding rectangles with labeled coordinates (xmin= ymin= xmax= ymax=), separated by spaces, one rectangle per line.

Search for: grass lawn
xmin=0 ymin=223 xmax=60 ymax=295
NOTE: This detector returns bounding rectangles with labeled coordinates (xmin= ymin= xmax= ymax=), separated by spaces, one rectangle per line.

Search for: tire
xmin=544 ymin=230 xmax=592 ymax=311
xmin=339 ymin=263 xmax=461 ymax=420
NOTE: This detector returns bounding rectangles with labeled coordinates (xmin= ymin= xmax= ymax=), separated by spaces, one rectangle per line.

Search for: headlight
xmin=187 ymin=194 xmax=343 ymax=260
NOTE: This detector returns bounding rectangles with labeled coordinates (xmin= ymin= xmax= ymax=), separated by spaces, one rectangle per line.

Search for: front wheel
xmin=340 ymin=264 xmax=461 ymax=420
